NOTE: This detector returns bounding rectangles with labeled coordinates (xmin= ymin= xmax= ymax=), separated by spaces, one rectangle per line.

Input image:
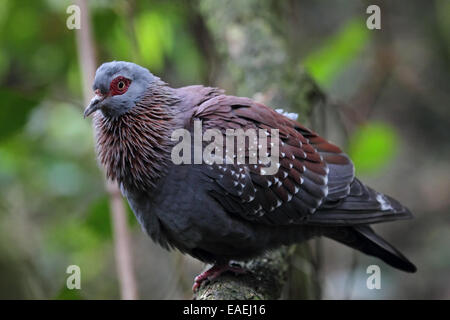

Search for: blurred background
xmin=0 ymin=0 xmax=448 ymax=299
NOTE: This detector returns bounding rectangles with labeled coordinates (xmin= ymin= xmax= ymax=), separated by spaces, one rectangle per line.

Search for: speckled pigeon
xmin=84 ymin=61 xmax=416 ymax=291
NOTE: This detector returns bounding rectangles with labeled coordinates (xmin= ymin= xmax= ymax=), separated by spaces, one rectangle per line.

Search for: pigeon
xmin=84 ymin=61 xmax=416 ymax=291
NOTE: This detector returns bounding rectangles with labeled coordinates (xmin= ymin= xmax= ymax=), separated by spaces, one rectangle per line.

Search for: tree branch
xmin=194 ymin=248 xmax=291 ymax=300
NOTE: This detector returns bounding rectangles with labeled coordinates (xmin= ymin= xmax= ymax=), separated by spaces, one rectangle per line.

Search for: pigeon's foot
xmin=192 ymin=263 xmax=246 ymax=292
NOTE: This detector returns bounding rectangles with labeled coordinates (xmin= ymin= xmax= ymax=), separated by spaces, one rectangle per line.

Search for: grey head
xmin=84 ymin=61 xmax=156 ymax=118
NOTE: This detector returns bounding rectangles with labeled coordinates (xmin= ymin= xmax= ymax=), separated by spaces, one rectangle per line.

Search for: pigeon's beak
xmin=84 ymin=90 xmax=105 ymax=118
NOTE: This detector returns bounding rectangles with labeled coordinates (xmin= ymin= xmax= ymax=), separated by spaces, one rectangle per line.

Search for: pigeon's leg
xmin=192 ymin=263 xmax=246 ymax=292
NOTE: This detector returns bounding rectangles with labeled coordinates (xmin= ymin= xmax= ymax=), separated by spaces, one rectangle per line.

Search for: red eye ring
xmin=110 ymin=76 xmax=131 ymax=96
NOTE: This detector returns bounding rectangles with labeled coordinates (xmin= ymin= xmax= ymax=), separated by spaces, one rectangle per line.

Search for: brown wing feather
xmin=191 ymin=94 xmax=354 ymax=225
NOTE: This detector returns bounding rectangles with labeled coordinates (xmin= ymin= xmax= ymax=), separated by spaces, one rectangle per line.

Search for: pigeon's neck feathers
xmin=94 ymin=84 xmax=180 ymax=191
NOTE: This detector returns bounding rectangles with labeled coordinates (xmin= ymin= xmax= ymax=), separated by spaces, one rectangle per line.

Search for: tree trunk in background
xmin=194 ymin=0 xmax=325 ymax=300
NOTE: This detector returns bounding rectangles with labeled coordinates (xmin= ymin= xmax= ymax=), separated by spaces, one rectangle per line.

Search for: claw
xmin=192 ymin=263 xmax=246 ymax=292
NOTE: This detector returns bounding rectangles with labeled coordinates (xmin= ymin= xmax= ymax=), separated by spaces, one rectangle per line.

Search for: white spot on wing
xmin=376 ymin=194 xmax=393 ymax=211
xmin=275 ymin=109 xmax=299 ymax=120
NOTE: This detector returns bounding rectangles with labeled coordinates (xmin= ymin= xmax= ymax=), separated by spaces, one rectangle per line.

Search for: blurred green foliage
xmin=0 ymin=0 xmax=444 ymax=300
xmin=435 ymin=0 xmax=450 ymax=54
xmin=0 ymin=89 xmax=41 ymax=142
xmin=303 ymin=17 xmax=398 ymax=176
xmin=0 ymin=0 xmax=205 ymax=299
xmin=303 ymin=18 xmax=370 ymax=88
xmin=348 ymin=123 xmax=398 ymax=175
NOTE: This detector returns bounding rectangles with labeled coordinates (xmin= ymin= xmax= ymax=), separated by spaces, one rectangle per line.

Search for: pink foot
xmin=192 ymin=263 xmax=246 ymax=292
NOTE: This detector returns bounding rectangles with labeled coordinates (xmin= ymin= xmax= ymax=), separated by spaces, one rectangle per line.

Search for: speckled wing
xmin=190 ymin=94 xmax=411 ymax=226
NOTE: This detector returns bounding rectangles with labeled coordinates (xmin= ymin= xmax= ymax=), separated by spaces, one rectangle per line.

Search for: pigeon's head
xmin=84 ymin=61 xmax=156 ymax=118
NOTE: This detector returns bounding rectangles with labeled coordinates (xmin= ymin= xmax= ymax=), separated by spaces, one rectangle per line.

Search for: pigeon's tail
xmin=324 ymin=225 xmax=417 ymax=273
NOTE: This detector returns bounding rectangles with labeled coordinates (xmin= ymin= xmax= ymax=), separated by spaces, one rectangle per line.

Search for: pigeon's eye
xmin=110 ymin=76 xmax=131 ymax=96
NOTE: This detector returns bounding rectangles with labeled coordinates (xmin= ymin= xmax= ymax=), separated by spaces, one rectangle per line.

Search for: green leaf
xmin=348 ymin=123 xmax=398 ymax=175
xmin=55 ymin=284 xmax=84 ymax=300
xmin=303 ymin=18 xmax=370 ymax=87
xmin=85 ymin=197 xmax=112 ymax=240
xmin=435 ymin=0 xmax=450 ymax=53
xmin=134 ymin=11 xmax=174 ymax=71
xmin=44 ymin=218 xmax=107 ymax=281
xmin=0 ymin=89 xmax=39 ymax=142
